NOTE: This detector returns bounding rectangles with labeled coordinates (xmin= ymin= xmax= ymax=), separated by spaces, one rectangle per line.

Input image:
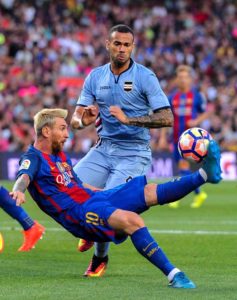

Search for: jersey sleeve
xmin=16 ymin=153 xmax=40 ymax=180
xmin=76 ymin=72 xmax=95 ymax=106
xmin=142 ymin=71 xmax=170 ymax=111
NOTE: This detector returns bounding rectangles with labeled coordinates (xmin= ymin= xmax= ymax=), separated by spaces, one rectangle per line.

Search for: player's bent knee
xmin=108 ymin=210 xmax=144 ymax=235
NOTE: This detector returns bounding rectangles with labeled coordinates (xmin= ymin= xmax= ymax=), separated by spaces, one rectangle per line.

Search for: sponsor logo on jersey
xmin=19 ymin=159 xmax=31 ymax=170
xmin=124 ymin=81 xmax=133 ymax=91
xmin=100 ymin=86 xmax=111 ymax=90
xmin=55 ymin=162 xmax=72 ymax=186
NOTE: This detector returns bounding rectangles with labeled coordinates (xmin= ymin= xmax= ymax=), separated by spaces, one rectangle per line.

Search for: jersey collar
xmin=110 ymin=59 xmax=134 ymax=83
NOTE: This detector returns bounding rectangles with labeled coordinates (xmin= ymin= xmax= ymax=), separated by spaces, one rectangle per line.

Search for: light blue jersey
xmin=74 ymin=59 xmax=170 ymax=190
xmin=77 ymin=59 xmax=170 ymax=145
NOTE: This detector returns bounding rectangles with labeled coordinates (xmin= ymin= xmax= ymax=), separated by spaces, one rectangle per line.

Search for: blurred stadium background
xmin=0 ymin=0 xmax=237 ymax=180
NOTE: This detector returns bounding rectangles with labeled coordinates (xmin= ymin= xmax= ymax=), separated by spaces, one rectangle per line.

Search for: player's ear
xmin=131 ymin=42 xmax=135 ymax=53
xmin=105 ymin=39 xmax=110 ymax=51
xmin=41 ymin=126 xmax=51 ymax=137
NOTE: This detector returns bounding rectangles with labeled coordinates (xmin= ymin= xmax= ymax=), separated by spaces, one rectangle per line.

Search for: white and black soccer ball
xmin=178 ymin=127 xmax=212 ymax=163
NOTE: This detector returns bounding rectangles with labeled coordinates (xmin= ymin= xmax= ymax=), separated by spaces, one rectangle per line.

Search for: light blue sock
xmin=157 ymin=170 xmax=205 ymax=205
xmin=131 ymin=227 xmax=175 ymax=276
xmin=0 ymin=186 xmax=34 ymax=230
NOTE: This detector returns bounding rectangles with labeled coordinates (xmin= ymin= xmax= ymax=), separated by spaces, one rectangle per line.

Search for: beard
xmin=112 ymin=56 xmax=129 ymax=68
xmin=113 ymin=59 xmax=126 ymax=68
xmin=52 ymin=140 xmax=62 ymax=155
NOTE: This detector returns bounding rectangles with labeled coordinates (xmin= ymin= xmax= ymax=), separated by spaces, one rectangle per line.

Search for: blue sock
xmin=180 ymin=169 xmax=200 ymax=194
xmin=0 ymin=186 xmax=34 ymax=230
xmin=157 ymin=170 xmax=205 ymax=205
xmin=131 ymin=227 xmax=175 ymax=276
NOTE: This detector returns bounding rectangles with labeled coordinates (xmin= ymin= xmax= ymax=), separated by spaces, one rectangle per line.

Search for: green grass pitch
xmin=0 ymin=180 xmax=236 ymax=300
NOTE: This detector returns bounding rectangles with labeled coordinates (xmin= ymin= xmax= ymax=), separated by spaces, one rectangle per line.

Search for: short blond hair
xmin=176 ymin=64 xmax=193 ymax=76
xmin=34 ymin=108 xmax=68 ymax=136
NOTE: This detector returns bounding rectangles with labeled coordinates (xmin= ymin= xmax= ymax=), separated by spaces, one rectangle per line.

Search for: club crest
xmin=124 ymin=81 xmax=133 ymax=91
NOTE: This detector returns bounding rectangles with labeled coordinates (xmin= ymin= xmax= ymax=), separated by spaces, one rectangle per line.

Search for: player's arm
xmin=158 ymin=127 xmax=170 ymax=150
xmin=188 ymin=91 xmax=210 ymax=127
xmin=83 ymin=182 xmax=102 ymax=191
xmin=71 ymin=168 xmax=102 ymax=191
xmin=10 ymin=174 xmax=31 ymax=206
xmin=188 ymin=111 xmax=210 ymax=128
xmin=70 ymin=105 xmax=98 ymax=130
xmin=110 ymin=106 xmax=174 ymax=128
xmin=71 ymin=71 xmax=98 ymax=130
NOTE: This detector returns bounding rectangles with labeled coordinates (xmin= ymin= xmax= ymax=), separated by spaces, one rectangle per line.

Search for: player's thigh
xmin=73 ymin=148 xmax=110 ymax=188
xmin=105 ymin=155 xmax=152 ymax=189
xmin=81 ymin=200 xmax=128 ymax=244
xmin=108 ymin=209 xmax=145 ymax=235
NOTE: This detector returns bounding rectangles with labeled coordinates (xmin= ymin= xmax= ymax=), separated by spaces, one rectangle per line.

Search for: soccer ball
xmin=178 ymin=127 xmax=212 ymax=163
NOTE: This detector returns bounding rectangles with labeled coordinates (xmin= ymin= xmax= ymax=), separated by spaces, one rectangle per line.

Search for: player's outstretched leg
xmin=201 ymin=140 xmax=222 ymax=183
xmin=131 ymin=227 xmax=196 ymax=288
xmin=156 ymin=140 xmax=222 ymax=206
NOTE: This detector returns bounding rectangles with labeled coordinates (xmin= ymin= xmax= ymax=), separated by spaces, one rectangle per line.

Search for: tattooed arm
xmin=9 ymin=174 xmax=30 ymax=206
xmin=109 ymin=106 xmax=174 ymax=128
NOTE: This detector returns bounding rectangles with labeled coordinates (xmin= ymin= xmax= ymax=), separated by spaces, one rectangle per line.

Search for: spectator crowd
xmin=0 ymin=0 xmax=237 ymax=154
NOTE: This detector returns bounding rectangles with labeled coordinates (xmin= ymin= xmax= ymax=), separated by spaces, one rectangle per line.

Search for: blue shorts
xmin=73 ymin=139 xmax=152 ymax=189
xmin=60 ymin=176 xmax=148 ymax=244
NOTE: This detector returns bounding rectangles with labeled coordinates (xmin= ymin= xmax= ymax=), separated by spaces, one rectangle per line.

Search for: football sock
xmin=0 ymin=186 xmax=34 ymax=230
xmin=180 ymin=169 xmax=200 ymax=194
xmin=157 ymin=170 xmax=205 ymax=205
xmin=131 ymin=227 xmax=175 ymax=276
xmin=94 ymin=242 xmax=110 ymax=258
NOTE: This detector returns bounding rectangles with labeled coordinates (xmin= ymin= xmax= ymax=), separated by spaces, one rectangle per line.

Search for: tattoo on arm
xmin=128 ymin=108 xmax=174 ymax=128
xmin=13 ymin=174 xmax=30 ymax=193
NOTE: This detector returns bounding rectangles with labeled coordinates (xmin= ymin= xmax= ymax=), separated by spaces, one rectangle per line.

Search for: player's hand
xmin=81 ymin=105 xmax=98 ymax=126
xmin=9 ymin=191 xmax=26 ymax=206
xmin=109 ymin=106 xmax=129 ymax=124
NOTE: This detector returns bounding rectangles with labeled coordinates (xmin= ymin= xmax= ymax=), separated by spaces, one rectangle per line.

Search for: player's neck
xmin=179 ymin=87 xmax=190 ymax=93
xmin=34 ymin=140 xmax=52 ymax=155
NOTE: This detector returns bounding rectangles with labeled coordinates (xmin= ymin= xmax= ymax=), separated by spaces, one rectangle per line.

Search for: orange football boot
xmin=78 ymin=239 xmax=94 ymax=252
xmin=18 ymin=221 xmax=45 ymax=252
xmin=84 ymin=255 xmax=108 ymax=277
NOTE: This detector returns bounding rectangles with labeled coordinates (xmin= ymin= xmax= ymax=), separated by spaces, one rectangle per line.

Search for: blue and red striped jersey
xmin=169 ymin=88 xmax=206 ymax=143
xmin=16 ymin=145 xmax=94 ymax=215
